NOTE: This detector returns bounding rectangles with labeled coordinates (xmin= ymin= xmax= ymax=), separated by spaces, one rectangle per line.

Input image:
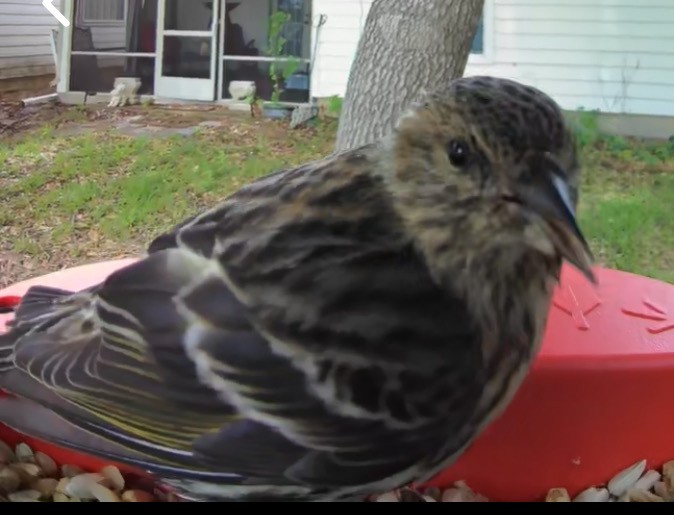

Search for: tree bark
xmin=335 ymin=0 xmax=485 ymax=152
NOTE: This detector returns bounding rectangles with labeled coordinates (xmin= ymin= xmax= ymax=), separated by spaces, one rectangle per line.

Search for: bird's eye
xmin=447 ymin=140 xmax=469 ymax=167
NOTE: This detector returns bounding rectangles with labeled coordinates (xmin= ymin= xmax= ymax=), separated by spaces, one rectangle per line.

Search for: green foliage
xmin=266 ymin=11 xmax=300 ymax=106
xmin=325 ymin=95 xmax=343 ymax=117
xmin=571 ymin=107 xmax=602 ymax=150
xmin=571 ymin=106 xmax=674 ymax=165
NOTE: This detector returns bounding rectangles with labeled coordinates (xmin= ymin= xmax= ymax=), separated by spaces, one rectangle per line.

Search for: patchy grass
xmin=577 ymin=139 xmax=674 ymax=284
xmin=569 ymin=108 xmax=674 ymax=284
xmin=0 ymin=107 xmax=336 ymax=286
xmin=0 ymin=104 xmax=672 ymax=287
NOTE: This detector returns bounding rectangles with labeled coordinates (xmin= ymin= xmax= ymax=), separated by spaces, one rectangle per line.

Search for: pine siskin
xmin=0 ymin=76 xmax=593 ymax=502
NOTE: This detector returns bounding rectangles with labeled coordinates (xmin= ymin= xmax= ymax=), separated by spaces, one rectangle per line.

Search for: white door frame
xmin=154 ymin=0 xmax=220 ymax=101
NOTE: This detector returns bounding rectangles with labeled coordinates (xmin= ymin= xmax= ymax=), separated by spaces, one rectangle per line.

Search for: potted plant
xmin=262 ymin=11 xmax=300 ymax=119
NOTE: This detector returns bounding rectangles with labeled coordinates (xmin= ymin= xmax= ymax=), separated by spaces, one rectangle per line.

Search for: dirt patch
xmin=1 ymin=101 xmax=64 ymax=136
xmin=0 ymin=100 xmax=281 ymax=140
xmin=0 ymin=101 xmax=125 ymax=138
xmin=107 ymin=104 xmax=267 ymax=133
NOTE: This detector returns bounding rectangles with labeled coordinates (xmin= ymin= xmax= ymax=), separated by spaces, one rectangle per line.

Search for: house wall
xmin=0 ymin=0 xmax=62 ymax=80
xmin=309 ymin=0 xmax=674 ymax=121
xmin=310 ymin=0 xmax=371 ymax=101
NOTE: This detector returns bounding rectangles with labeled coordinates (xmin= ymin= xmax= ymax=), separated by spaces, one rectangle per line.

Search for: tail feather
xmin=1 ymin=285 xmax=79 ymax=372
xmin=17 ymin=285 xmax=74 ymax=299
xmin=9 ymin=285 xmax=81 ymax=329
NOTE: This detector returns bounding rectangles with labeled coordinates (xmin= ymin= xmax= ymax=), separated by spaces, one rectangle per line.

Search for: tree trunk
xmin=335 ymin=0 xmax=484 ymax=152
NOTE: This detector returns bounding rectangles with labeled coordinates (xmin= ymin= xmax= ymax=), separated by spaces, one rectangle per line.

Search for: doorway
xmin=154 ymin=0 xmax=220 ymax=101
xmin=153 ymin=0 xmax=312 ymax=103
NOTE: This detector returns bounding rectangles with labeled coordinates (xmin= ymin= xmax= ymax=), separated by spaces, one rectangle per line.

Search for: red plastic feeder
xmin=2 ymin=260 xmax=674 ymax=501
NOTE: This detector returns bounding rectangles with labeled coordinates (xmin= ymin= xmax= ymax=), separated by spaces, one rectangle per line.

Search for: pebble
xmin=2 ymin=436 xmax=673 ymax=502
xmin=0 ymin=438 xmax=164 ymax=502
xmin=372 ymin=458 xmax=674 ymax=502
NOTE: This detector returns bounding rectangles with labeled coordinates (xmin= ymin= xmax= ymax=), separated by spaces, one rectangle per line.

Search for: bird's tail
xmin=0 ymin=285 xmax=141 ymax=461
xmin=0 ymin=285 xmax=81 ymax=372
xmin=0 ymin=284 xmax=241 ymax=497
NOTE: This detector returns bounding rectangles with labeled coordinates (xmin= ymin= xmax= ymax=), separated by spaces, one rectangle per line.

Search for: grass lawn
xmin=0 ymin=104 xmax=672 ymax=288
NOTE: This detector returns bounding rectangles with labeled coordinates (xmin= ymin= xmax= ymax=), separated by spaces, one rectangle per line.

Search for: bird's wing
xmin=0 ymin=150 xmax=485 ymax=491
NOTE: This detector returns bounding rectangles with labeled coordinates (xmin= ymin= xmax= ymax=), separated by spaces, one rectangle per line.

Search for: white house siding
xmin=310 ymin=0 xmax=674 ymax=118
xmin=0 ymin=0 xmax=61 ymax=80
xmin=310 ymin=0 xmax=372 ymax=100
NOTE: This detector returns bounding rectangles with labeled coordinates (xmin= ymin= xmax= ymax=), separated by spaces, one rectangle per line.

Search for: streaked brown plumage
xmin=0 ymin=76 xmax=593 ymax=502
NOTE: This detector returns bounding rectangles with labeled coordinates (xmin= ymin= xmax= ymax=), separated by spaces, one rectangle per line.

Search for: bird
xmin=0 ymin=76 xmax=594 ymax=502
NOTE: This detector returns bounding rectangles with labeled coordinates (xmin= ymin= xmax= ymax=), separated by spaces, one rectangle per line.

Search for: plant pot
xmin=228 ymin=80 xmax=256 ymax=101
xmin=262 ymin=103 xmax=293 ymax=120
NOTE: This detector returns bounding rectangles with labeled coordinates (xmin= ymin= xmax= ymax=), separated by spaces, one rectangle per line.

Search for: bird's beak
xmin=514 ymin=155 xmax=596 ymax=284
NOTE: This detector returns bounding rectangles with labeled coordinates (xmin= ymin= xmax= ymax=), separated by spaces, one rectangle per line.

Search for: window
xmin=81 ymin=0 xmax=126 ymax=23
xmin=470 ymin=16 xmax=484 ymax=54
xmin=275 ymin=0 xmax=310 ymax=58
xmin=468 ymin=2 xmax=493 ymax=63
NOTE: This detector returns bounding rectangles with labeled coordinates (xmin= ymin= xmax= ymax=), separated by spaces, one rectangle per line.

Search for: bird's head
xmin=384 ymin=76 xmax=595 ymax=287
